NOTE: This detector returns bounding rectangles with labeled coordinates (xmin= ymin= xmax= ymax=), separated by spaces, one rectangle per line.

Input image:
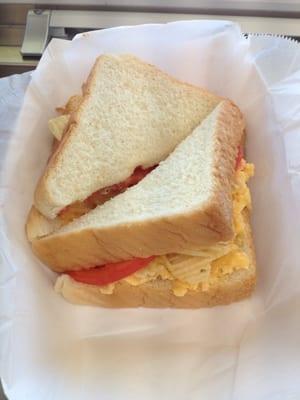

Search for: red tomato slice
xmin=67 ymin=256 xmax=155 ymax=286
xmin=235 ymin=145 xmax=244 ymax=170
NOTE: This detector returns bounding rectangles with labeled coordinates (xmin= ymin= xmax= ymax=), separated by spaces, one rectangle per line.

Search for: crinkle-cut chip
xmin=56 ymin=95 xmax=82 ymax=115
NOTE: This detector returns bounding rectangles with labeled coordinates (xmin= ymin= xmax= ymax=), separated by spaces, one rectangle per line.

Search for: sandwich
xmin=26 ymin=54 xmax=256 ymax=308
xmin=34 ymin=54 xmax=221 ymax=221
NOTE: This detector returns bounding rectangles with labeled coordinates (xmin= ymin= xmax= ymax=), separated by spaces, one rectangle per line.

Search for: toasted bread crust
xmin=55 ymin=270 xmax=255 ymax=308
xmin=26 ymin=206 xmax=62 ymax=242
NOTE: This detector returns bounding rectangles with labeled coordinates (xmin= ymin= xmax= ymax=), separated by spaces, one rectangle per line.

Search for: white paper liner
xmin=1 ymin=21 xmax=300 ymax=399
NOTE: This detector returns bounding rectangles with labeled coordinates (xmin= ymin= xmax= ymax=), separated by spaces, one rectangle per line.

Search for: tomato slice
xmin=235 ymin=145 xmax=244 ymax=170
xmin=67 ymin=256 xmax=155 ymax=286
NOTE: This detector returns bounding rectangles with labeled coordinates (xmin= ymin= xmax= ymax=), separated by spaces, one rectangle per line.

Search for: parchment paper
xmin=1 ymin=21 xmax=300 ymax=400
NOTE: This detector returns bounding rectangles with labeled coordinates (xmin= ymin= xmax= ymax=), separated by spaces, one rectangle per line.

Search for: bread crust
xmin=29 ymin=100 xmax=244 ymax=272
xmin=26 ymin=206 xmax=62 ymax=242
xmin=55 ymin=270 xmax=255 ymax=308
xmin=34 ymin=54 xmax=221 ymax=219
xmin=54 ymin=210 xmax=255 ymax=308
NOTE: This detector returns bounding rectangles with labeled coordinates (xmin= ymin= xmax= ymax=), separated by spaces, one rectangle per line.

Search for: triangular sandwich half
xmin=34 ymin=54 xmax=221 ymax=220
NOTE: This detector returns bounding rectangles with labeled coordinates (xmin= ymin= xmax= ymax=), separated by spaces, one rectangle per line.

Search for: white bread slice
xmin=56 ymin=268 xmax=255 ymax=308
xmin=54 ymin=211 xmax=255 ymax=308
xmin=34 ymin=54 xmax=221 ymax=219
xmin=30 ymin=100 xmax=245 ymax=272
xmin=26 ymin=206 xmax=62 ymax=242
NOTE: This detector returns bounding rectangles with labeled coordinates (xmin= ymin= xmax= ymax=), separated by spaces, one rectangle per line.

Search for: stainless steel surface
xmin=21 ymin=9 xmax=50 ymax=56
xmin=17 ymin=7 xmax=300 ymax=58
xmin=50 ymin=9 xmax=208 ymax=28
xmin=1 ymin=0 xmax=300 ymax=16
xmin=1 ymin=2 xmax=300 ymax=75
xmin=50 ymin=9 xmax=300 ymax=36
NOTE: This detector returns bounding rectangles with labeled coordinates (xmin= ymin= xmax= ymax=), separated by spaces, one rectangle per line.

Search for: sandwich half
xmin=34 ymin=54 xmax=221 ymax=220
xmin=27 ymin=100 xmax=256 ymax=308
